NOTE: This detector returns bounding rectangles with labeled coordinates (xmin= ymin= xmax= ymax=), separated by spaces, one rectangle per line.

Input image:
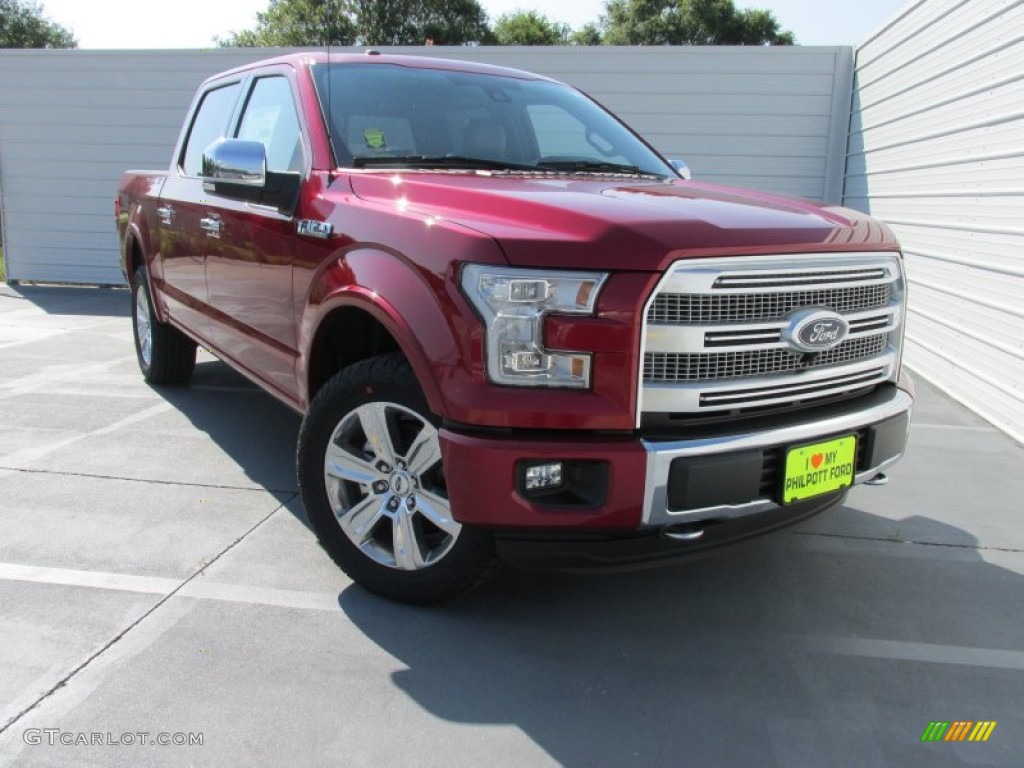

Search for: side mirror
xmin=201 ymin=139 xmax=267 ymax=187
xmin=669 ymin=158 xmax=692 ymax=180
xmin=200 ymin=138 xmax=300 ymax=216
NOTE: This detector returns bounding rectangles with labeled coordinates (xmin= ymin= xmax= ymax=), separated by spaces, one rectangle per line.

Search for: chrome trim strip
xmin=640 ymin=386 xmax=913 ymax=527
xmin=653 ymin=253 xmax=898 ymax=295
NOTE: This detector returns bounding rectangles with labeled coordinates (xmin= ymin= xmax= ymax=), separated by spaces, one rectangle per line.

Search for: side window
xmin=181 ymin=83 xmax=241 ymax=177
xmin=236 ymin=76 xmax=304 ymax=173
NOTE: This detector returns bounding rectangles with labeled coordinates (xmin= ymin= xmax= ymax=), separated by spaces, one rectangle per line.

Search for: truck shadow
xmin=4 ymin=284 xmax=130 ymax=317
xmin=337 ymin=513 xmax=1022 ymax=766
xmin=153 ymin=358 xmax=303 ymax=497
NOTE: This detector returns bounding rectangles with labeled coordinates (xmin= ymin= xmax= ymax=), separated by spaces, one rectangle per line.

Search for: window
xmin=181 ymin=83 xmax=241 ymax=177
xmin=236 ymin=77 xmax=304 ymax=173
xmin=526 ymin=104 xmax=630 ymax=165
xmin=311 ymin=63 xmax=672 ymax=176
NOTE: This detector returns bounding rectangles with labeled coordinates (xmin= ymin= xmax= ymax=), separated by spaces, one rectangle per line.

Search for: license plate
xmin=782 ymin=435 xmax=857 ymax=504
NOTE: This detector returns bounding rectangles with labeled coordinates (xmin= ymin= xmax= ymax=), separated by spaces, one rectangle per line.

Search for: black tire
xmin=131 ymin=266 xmax=196 ymax=385
xmin=298 ymin=353 xmax=497 ymax=604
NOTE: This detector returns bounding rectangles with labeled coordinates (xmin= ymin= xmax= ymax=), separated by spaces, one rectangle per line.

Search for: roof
xmin=201 ymin=51 xmax=555 ymax=86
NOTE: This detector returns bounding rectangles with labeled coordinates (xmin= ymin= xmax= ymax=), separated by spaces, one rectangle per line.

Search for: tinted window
xmin=311 ymin=63 xmax=672 ymax=176
xmin=236 ymin=76 xmax=304 ymax=173
xmin=181 ymin=83 xmax=241 ymax=177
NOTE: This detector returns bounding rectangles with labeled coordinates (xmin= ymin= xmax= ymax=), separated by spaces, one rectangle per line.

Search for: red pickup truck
xmin=117 ymin=52 xmax=913 ymax=603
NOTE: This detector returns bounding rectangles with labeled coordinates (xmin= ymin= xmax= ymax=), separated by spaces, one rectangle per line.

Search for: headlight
xmin=461 ymin=264 xmax=608 ymax=388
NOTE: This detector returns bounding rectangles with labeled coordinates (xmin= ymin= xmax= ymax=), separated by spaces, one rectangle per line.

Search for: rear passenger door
xmin=204 ymin=70 xmax=307 ymax=401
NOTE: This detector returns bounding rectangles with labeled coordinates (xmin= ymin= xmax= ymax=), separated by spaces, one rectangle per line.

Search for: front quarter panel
xmin=295 ymin=185 xmax=508 ymax=416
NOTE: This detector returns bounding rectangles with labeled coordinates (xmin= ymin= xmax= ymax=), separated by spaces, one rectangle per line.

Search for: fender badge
xmin=297 ymin=220 xmax=334 ymax=240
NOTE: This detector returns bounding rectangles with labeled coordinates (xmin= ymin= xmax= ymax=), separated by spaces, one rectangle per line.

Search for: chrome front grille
xmin=645 ymin=334 xmax=888 ymax=382
xmin=648 ymin=283 xmax=892 ymax=324
xmin=638 ymin=253 xmax=905 ymax=420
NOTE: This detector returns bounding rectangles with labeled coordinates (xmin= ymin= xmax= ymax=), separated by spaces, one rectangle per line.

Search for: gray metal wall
xmin=0 ymin=45 xmax=853 ymax=285
xmin=843 ymin=0 xmax=1024 ymax=442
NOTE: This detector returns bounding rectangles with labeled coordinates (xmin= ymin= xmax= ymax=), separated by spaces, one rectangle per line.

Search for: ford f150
xmin=116 ymin=52 xmax=913 ymax=603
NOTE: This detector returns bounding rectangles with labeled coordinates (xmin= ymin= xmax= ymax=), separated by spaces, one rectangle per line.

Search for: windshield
xmin=311 ymin=62 xmax=675 ymax=178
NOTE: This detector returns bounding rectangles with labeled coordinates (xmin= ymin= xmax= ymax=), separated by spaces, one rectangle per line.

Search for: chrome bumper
xmin=641 ymin=379 xmax=914 ymax=528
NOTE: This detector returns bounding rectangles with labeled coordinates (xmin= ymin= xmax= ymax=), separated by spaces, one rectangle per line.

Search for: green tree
xmin=493 ymin=10 xmax=569 ymax=45
xmin=218 ymin=0 xmax=356 ymax=47
xmin=352 ymin=0 xmax=493 ymax=45
xmin=0 ymin=0 xmax=76 ymax=48
xmin=601 ymin=0 xmax=794 ymax=45
xmin=570 ymin=22 xmax=603 ymax=46
xmin=219 ymin=0 xmax=493 ymax=47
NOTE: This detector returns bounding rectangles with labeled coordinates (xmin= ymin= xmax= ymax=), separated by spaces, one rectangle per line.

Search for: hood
xmin=348 ymin=172 xmax=898 ymax=272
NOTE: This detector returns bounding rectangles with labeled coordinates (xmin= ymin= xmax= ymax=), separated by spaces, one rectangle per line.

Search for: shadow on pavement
xmin=4 ymin=284 xmax=130 ymax=317
xmin=152 ymin=359 xmax=302 ymax=496
xmin=338 ymin=511 xmax=1023 ymax=766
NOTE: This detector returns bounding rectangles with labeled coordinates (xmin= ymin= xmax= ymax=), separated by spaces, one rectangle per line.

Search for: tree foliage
xmin=601 ymin=0 xmax=795 ymax=45
xmin=218 ymin=0 xmax=355 ymax=47
xmin=217 ymin=0 xmax=794 ymax=49
xmin=0 ymin=0 xmax=76 ymax=48
xmin=219 ymin=0 xmax=492 ymax=48
xmin=493 ymin=10 xmax=569 ymax=46
xmin=354 ymin=0 xmax=492 ymax=45
xmin=569 ymin=22 xmax=603 ymax=46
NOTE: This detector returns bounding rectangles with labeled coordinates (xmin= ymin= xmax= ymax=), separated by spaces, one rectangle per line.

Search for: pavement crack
xmin=0 ymin=465 xmax=297 ymax=495
xmin=792 ymin=530 xmax=1024 ymax=554
xmin=0 ymin=492 xmax=298 ymax=736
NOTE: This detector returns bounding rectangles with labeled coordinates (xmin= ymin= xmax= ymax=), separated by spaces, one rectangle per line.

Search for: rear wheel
xmin=298 ymin=353 xmax=496 ymax=603
xmin=131 ymin=267 xmax=196 ymax=384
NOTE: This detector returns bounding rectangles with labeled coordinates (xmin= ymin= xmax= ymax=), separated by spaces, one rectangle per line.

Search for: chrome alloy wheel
xmin=323 ymin=401 xmax=460 ymax=570
xmin=134 ymin=282 xmax=153 ymax=367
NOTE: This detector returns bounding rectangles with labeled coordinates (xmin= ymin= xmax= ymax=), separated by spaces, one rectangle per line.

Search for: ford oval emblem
xmin=784 ymin=309 xmax=849 ymax=352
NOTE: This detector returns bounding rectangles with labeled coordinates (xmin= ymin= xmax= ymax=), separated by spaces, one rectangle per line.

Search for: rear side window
xmin=181 ymin=83 xmax=241 ymax=177
xmin=236 ymin=76 xmax=304 ymax=173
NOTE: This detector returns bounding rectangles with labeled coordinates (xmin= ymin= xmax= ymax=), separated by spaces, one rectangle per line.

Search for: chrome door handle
xmin=199 ymin=216 xmax=223 ymax=238
xmin=156 ymin=206 xmax=174 ymax=225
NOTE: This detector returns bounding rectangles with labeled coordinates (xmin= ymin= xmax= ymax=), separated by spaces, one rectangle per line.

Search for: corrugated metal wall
xmin=0 ymin=45 xmax=853 ymax=285
xmin=844 ymin=0 xmax=1024 ymax=442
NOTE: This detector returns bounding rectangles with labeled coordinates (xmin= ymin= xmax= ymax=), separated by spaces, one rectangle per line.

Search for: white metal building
xmin=843 ymin=0 xmax=1024 ymax=442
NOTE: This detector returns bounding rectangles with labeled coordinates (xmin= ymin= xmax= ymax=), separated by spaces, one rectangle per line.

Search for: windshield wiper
xmin=535 ymin=160 xmax=664 ymax=178
xmin=352 ymin=155 xmax=538 ymax=171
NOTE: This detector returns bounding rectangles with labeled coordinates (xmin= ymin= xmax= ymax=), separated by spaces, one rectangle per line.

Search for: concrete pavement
xmin=0 ymin=283 xmax=1021 ymax=766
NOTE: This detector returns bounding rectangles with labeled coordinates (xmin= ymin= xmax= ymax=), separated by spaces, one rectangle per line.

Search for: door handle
xmin=199 ymin=216 xmax=223 ymax=238
xmin=156 ymin=206 xmax=175 ymax=226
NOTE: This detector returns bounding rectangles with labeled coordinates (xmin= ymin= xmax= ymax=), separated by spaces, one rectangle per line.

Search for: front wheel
xmin=297 ymin=353 xmax=496 ymax=603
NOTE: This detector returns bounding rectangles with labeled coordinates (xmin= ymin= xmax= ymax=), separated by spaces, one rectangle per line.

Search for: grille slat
xmin=644 ymin=335 xmax=888 ymax=383
xmin=712 ymin=268 xmax=888 ymax=289
xmin=648 ymin=284 xmax=892 ymax=325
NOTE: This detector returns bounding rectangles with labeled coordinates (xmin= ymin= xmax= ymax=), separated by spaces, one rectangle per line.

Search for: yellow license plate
xmin=782 ymin=436 xmax=857 ymax=504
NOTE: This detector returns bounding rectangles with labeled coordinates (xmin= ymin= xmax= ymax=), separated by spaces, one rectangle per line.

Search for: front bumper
xmin=440 ymin=375 xmax=913 ymax=534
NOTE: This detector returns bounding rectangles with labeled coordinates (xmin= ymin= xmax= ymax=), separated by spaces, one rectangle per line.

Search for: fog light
xmin=525 ymin=462 xmax=563 ymax=491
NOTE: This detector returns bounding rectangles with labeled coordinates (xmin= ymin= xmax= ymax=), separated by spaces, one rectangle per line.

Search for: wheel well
xmin=308 ymin=307 xmax=402 ymax=400
xmin=129 ymin=239 xmax=143 ymax=281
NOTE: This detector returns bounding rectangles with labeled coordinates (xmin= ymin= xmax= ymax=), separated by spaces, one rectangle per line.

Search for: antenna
xmin=326 ymin=0 xmax=334 ymax=178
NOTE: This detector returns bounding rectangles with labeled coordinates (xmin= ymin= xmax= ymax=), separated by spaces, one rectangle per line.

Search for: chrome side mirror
xmin=669 ymin=158 xmax=692 ymax=180
xmin=201 ymin=139 xmax=267 ymax=187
